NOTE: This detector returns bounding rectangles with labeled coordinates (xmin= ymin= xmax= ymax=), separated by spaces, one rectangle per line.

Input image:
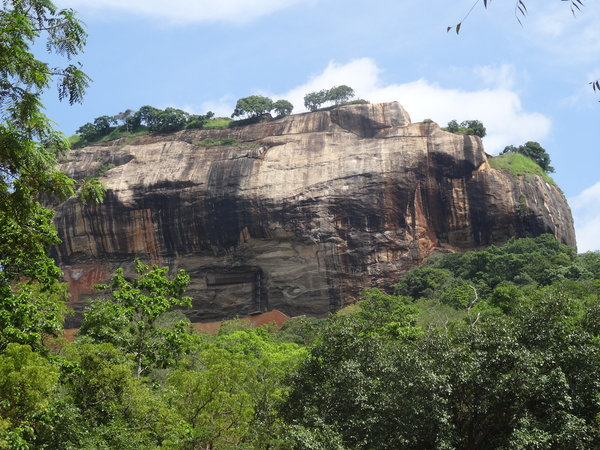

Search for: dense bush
xmin=74 ymin=107 xmax=215 ymax=147
xmin=303 ymin=85 xmax=356 ymax=111
xmin=4 ymin=233 xmax=600 ymax=449
xmin=231 ymin=96 xmax=294 ymax=119
xmin=445 ymin=119 xmax=487 ymax=137
xmin=502 ymin=141 xmax=555 ymax=173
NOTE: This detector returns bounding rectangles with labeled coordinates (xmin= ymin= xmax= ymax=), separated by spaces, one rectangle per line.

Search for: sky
xmin=43 ymin=0 xmax=600 ymax=251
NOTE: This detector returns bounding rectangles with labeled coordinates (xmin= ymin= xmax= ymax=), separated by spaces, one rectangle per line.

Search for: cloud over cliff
xmin=275 ymin=59 xmax=551 ymax=154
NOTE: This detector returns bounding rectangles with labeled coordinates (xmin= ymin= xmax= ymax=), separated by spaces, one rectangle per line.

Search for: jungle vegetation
xmin=4 ymin=233 xmax=600 ymax=449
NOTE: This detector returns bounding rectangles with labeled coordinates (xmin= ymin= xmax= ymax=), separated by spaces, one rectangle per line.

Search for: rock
xmin=51 ymin=102 xmax=576 ymax=327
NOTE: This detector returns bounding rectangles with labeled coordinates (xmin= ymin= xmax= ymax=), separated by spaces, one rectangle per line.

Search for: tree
xmin=0 ymin=344 xmax=60 ymax=448
xmin=75 ymin=122 xmax=96 ymax=140
xmin=0 ymin=281 xmax=70 ymax=353
xmin=272 ymin=99 xmax=294 ymax=118
xmin=131 ymin=105 xmax=161 ymax=129
xmin=328 ymin=85 xmax=355 ymax=105
xmin=0 ymin=0 xmax=102 ymax=294
xmin=445 ymin=119 xmax=486 ymax=137
xmin=168 ymin=347 xmax=256 ymax=449
xmin=92 ymin=115 xmax=116 ymax=135
xmin=170 ymin=324 xmax=307 ymax=449
xmin=280 ymin=284 xmax=600 ymax=449
xmin=231 ymin=95 xmax=274 ymax=119
xmin=185 ymin=111 xmax=214 ymax=129
xmin=150 ymin=107 xmax=190 ymax=133
xmin=303 ymin=89 xmax=329 ymax=112
xmin=502 ymin=141 xmax=555 ymax=173
xmin=303 ymin=86 xmax=356 ymax=112
xmin=114 ymin=109 xmax=133 ymax=132
xmin=34 ymin=342 xmax=186 ymax=450
xmin=461 ymin=119 xmax=486 ymax=137
xmin=78 ymin=259 xmax=193 ymax=379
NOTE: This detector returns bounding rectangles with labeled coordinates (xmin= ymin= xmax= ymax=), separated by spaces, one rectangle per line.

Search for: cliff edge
xmin=51 ymin=102 xmax=576 ymax=326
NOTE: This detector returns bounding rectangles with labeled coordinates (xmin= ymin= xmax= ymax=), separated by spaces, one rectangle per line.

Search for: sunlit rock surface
xmin=51 ymin=102 xmax=575 ymax=327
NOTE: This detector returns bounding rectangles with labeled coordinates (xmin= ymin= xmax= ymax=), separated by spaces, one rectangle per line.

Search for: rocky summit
xmin=51 ymin=102 xmax=575 ymax=327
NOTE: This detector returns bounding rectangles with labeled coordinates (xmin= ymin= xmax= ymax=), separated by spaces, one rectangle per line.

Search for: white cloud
xmin=569 ymin=182 xmax=600 ymax=252
xmin=474 ymin=64 xmax=517 ymax=90
xmin=169 ymin=59 xmax=550 ymax=154
xmin=60 ymin=0 xmax=316 ymax=24
xmin=200 ymin=96 xmax=236 ymax=118
xmin=274 ymin=58 xmax=551 ymax=154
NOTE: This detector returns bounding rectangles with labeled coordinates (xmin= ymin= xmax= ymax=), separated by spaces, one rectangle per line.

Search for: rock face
xmin=51 ymin=102 xmax=576 ymax=327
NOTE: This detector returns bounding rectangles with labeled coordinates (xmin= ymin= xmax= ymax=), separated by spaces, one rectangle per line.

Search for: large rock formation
xmin=51 ymin=102 xmax=576 ymax=327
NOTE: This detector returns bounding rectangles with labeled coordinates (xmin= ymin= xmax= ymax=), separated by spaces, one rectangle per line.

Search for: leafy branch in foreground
xmin=0 ymin=0 xmax=102 ymax=291
xmin=447 ymin=0 xmax=584 ymax=34
xmin=78 ymin=259 xmax=193 ymax=379
xmin=447 ymin=0 xmax=597 ymax=94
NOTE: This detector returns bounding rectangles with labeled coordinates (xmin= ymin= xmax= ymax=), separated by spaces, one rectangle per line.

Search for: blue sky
xmin=45 ymin=0 xmax=600 ymax=251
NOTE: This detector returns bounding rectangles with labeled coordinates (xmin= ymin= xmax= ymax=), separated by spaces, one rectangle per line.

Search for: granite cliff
xmin=51 ymin=102 xmax=576 ymax=327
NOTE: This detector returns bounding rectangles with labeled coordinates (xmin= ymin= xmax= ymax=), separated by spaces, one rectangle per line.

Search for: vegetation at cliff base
xmin=4 ymin=230 xmax=600 ymax=448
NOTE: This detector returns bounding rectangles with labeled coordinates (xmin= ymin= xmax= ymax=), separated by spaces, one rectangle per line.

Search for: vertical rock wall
xmin=51 ymin=102 xmax=575 ymax=326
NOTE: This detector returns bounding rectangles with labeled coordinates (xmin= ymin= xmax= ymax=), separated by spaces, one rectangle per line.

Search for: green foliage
xmin=388 ymin=234 xmax=589 ymax=329
xmin=0 ymin=0 xmax=103 ymax=292
xmin=281 ymin=283 xmax=600 ymax=449
xmin=113 ymin=109 xmax=133 ymax=131
xmin=67 ymin=133 xmax=81 ymax=147
xmin=78 ymin=259 xmax=193 ymax=378
xmin=272 ymin=99 xmax=294 ymax=118
xmin=232 ymin=95 xmax=274 ymax=119
xmin=97 ymin=163 xmax=115 ymax=177
xmin=303 ymin=85 xmax=355 ymax=111
xmin=0 ymin=281 xmax=69 ymax=353
xmin=502 ymin=141 xmax=555 ymax=173
xmin=488 ymin=152 xmax=558 ymax=187
xmin=0 ymin=344 xmax=60 ymax=448
xmin=33 ymin=342 xmax=186 ymax=450
xmin=393 ymin=267 xmax=454 ymax=299
xmin=577 ymin=251 xmax=600 ymax=279
xmin=342 ymin=99 xmax=369 ymax=106
xmin=185 ymin=111 xmax=214 ymax=129
xmin=72 ymin=127 xmax=149 ymax=149
xmin=74 ymin=107 xmax=215 ymax=146
xmin=276 ymin=316 xmax=329 ymax=346
xmin=167 ymin=325 xmax=306 ymax=449
xmin=0 ymin=196 xmax=63 ymax=287
xmin=203 ymin=117 xmax=233 ymax=129
xmin=303 ymin=89 xmax=331 ymax=112
xmin=280 ymin=295 xmax=436 ymax=450
xmin=445 ymin=119 xmax=487 ymax=137
xmin=76 ymin=177 xmax=107 ymax=204
xmin=151 ymin=107 xmax=190 ymax=133
xmin=328 ymin=85 xmax=355 ymax=105
xmin=168 ymin=347 xmax=256 ymax=449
